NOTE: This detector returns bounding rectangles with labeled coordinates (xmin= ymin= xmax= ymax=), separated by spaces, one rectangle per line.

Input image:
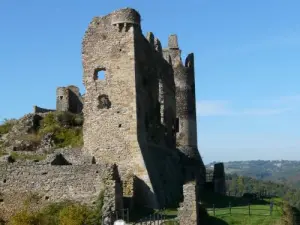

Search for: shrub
xmin=8 ymin=209 xmax=38 ymax=225
xmin=35 ymin=201 xmax=73 ymax=225
xmin=58 ymin=204 xmax=92 ymax=225
xmin=38 ymin=112 xmax=83 ymax=148
xmin=54 ymin=127 xmax=83 ymax=148
xmin=0 ymin=119 xmax=16 ymax=135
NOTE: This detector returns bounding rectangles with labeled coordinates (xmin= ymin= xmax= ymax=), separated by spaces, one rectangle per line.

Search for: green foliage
xmin=38 ymin=112 xmax=83 ymax=148
xmin=0 ymin=119 xmax=15 ymax=135
xmin=85 ymin=190 xmax=104 ymax=225
xmin=8 ymin=209 xmax=39 ymax=225
xmin=213 ymin=160 xmax=300 ymax=189
xmin=10 ymin=152 xmax=46 ymax=162
xmin=226 ymin=173 xmax=300 ymax=210
xmin=8 ymin=191 xmax=105 ymax=225
xmin=58 ymin=203 xmax=95 ymax=225
xmin=53 ymin=127 xmax=83 ymax=148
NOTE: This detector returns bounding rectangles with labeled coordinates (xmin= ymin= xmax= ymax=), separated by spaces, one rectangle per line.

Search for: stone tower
xmin=163 ymin=35 xmax=205 ymax=183
xmin=82 ymin=8 xmax=203 ymax=208
xmin=56 ymin=85 xmax=83 ymax=114
xmin=82 ymin=8 xmax=158 ymax=208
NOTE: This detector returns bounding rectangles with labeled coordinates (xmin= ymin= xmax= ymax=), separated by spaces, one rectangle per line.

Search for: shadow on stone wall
xmin=68 ymin=89 xmax=83 ymax=114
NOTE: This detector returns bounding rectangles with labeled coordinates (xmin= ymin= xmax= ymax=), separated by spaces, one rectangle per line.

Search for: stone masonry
xmin=33 ymin=85 xmax=83 ymax=114
xmin=178 ymin=182 xmax=200 ymax=225
xmin=0 ymin=156 xmax=123 ymax=220
xmin=82 ymin=7 xmax=205 ymax=209
xmin=0 ymin=7 xmax=211 ymax=221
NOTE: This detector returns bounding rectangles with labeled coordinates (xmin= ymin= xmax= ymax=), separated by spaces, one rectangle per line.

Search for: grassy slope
xmin=202 ymin=192 xmax=282 ymax=225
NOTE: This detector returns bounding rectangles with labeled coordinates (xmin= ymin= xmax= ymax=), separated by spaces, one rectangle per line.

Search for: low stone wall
xmin=177 ymin=182 xmax=199 ymax=225
xmin=33 ymin=105 xmax=55 ymax=113
xmin=0 ymin=163 xmax=119 ymax=219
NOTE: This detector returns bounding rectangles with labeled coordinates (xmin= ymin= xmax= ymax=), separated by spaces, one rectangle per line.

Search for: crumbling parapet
xmin=177 ymin=182 xmax=200 ymax=225
xmin=33 ymin=106 xmax=55 ymax=114
xmin=213 ymin=163 xmax=226 ymax=195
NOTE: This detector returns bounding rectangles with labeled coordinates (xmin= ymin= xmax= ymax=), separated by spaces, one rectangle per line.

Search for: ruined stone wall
xmin=0 ymin=163 xmax=119 ymax=219
xmin=67 ymin=85 xmax=83 ymax=113
xmin=133 ymin=31 xmax=183 ymax=207
xmin=178 ymin=182 xmax=200 ymax=225
xmin=163 ymin=35 xmax=206 ymax=184
xmin=82 ymin=8 xmax=157 ymax=208
xmin=33 ymin=105 xmax=55 ymax=114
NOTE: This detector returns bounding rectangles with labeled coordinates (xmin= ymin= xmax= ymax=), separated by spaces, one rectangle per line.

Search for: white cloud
xmin=272 ymin=95 xmax=300 ymax=105
xmin=196 ymin=100 xmax=232 ymax=116
xmin=196 ymin=97 xmax=295 ymax=117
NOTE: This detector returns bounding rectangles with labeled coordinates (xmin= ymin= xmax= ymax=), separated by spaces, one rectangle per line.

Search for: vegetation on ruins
xmin=0 ymin=111 xmax=83 ymax=160
xmin=6 ymin=190 xmax=104 ymax=225
xmin=39 ymin=111 xmax=83 ymax=148
xmin=0 ymin=119 xmax=16 ymax=135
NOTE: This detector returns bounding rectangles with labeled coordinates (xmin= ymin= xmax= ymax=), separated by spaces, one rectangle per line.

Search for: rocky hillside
xmin=0 ymin=111 xmax=83 ymax=163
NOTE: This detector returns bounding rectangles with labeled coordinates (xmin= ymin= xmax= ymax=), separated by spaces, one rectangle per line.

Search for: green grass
xmin=200 ymin=190 xmax=284 ymax=225
xmin=10 ymin=152 xmax=46 ymax=161
xmin=207 ymin=202 xmax=282 ymax=225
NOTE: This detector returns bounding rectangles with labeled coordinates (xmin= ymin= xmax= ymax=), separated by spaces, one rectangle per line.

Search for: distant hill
xmin=206 ymin=160 xmax=300 ymax=188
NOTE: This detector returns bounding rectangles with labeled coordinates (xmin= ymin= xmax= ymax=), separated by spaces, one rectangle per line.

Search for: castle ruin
xmin=33 ymin=85 xmax=83 ymax=114
xmin=0 ymin=7 xmax=229 ymax=221
xmin=82 ymin=8 xmax=205 ymax=208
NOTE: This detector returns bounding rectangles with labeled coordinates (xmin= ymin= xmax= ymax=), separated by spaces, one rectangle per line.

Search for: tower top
xmin=168 ymin=34 xmax=179 ymax=49
xmin=111 ymin=8 xmax=141 ymax=26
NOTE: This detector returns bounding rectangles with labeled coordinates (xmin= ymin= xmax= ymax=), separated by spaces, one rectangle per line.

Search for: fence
xmin=102 ymin=208 xmax=130 ymax=224
xmin=206 ymin=202 xmax=275 ymax=216
xmin=132 ymin=210 xmax=179 ymax=225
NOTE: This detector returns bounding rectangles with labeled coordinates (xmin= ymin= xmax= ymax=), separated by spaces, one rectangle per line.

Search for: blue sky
xmin=0 ymin=0 xmax=299 ymax=163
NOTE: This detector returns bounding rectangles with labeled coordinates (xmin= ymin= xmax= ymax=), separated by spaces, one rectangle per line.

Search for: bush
xmin=35 ymin=202 xmax=73 ymax=225
xmin=39 ymin=112 xmax=83 ymax=148
xmin=0 ymin=119 xmax=16 ymax=135
xmin=8 ymin=209 xmax=38 ymax=225
xmin=58 ymin=204 xmax=92 ymax=225
xmin=7 ymin=190 xmax=105 ymax=225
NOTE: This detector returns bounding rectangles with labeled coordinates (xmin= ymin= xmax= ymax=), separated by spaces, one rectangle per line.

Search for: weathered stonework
xmin=33 ymin=85 xmax=83 ymax=114
xmin=0 ymin=7 xmax=212 ymax=220
xmin=56 ymin=85 xmax=83 ymax=114
xmin=81 ymin=7 xmax=205 ymax=209
xmin=178 ymin=182 xmax=200 ymax=225
xmin=0 ymin=159 xmax=121 ymax=220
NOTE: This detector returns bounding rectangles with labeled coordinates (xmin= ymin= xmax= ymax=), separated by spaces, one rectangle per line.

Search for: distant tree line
xmin=226 ymin=173 xmax=300 ymax=210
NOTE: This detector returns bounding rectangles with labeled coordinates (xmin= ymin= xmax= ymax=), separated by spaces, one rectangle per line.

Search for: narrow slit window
xmin=175 ymin=118 xmax=179 ymax=133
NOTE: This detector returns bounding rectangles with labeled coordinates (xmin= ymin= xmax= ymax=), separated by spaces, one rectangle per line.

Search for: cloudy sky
xmin=0 ymin=0 xmax=299 ymax=163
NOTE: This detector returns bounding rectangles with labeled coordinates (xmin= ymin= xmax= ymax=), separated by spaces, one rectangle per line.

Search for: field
xmin=200 ymin=192 xmax=283 ymax=225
